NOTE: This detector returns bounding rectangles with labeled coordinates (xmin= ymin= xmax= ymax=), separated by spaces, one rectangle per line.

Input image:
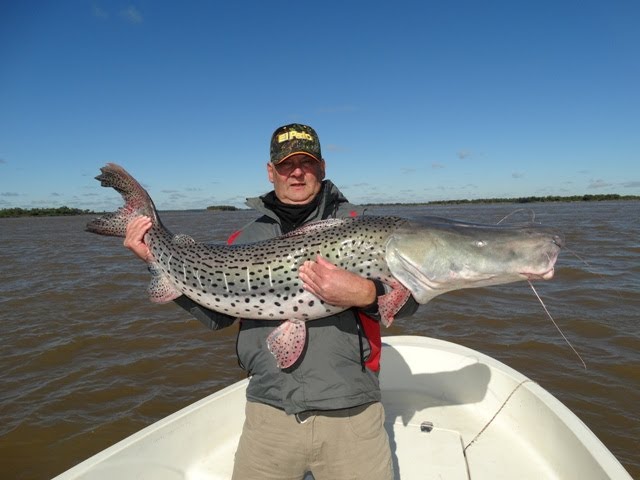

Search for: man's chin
xmin=286 ymin=189 xmax=312 ymax=202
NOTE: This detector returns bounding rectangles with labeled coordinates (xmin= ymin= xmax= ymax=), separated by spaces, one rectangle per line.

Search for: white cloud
xmin=121 ymin=6 xmax=143 ymax=24
xmin=92 ymin=5 xmax=142 ymax=24
xmin=325 ymin=144 xmax=348 ymax=153
xmin=92 ymin=4 xmax=109 ymax=19
xmin=587 ymin=179 xmax=611 ymax=189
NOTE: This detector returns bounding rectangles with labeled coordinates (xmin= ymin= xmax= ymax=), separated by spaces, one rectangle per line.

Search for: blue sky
xmin=1 ymin=1 xmax=639 ymax=211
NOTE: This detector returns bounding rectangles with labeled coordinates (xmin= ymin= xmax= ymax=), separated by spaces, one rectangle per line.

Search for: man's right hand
xmin=124 ymin=216 xmax=153 ymax=262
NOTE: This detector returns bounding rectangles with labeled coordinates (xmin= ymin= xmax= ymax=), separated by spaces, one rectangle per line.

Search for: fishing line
xmin=528 ymin=280 xmax=587 ymax=369
xmin=464 ymin=379 xmax=533 ymax=452
xmin=496 ymin=209 xmax=537 ymax=225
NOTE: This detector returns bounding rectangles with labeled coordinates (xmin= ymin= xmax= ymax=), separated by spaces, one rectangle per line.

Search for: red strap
xmin=227 ymin=230 xmax=242 ymax=245
xmin=357 ymin=311 xmax=382 ymax=372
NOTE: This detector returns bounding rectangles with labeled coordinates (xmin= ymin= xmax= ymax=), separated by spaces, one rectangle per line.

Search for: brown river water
xmin=1 ymin=202 xmax=638 ymax=479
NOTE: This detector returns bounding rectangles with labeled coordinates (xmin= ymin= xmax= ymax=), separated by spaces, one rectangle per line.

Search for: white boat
xmin=54 ymin=336 xmax=631 ymax=480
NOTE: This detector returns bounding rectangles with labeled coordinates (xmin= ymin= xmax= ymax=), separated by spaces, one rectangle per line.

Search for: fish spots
xmin=136 ymin=213 xmax=404 ymax=322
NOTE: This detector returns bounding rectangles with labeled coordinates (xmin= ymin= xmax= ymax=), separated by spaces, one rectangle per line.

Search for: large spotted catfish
xmin=86 ymin=164 xmax=563 ymax=368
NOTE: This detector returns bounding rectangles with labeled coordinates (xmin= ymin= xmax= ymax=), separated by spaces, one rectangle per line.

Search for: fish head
xmin=385 ymin=217 xmax=563 ymax=304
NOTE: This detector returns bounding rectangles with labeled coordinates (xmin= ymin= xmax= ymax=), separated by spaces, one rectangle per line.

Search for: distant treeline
xmin=0 ymin=205 xmax=241 ymax=217
xmin=0 ymin=206 xmax=95 ymax=218
xmin=206 ymin=205 xmax=239 ymax=211
xmin=2 ymin=194 xmax=637 ymax=217
xmin=364 ymin=194 xmax=640 ymax=207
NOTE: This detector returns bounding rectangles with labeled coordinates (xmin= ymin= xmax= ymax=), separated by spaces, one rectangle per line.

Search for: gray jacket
xmin=175 ymin=180 xmax=418 ymax=414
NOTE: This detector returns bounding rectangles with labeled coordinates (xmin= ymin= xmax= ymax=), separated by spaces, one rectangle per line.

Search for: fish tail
xmin=266 ymin=320 xmax=307 ymax=369
xmin=86 ymin=163 xmax=158 ymax=237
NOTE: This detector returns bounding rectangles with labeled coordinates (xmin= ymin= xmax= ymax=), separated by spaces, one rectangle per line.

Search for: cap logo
xmin=277 ymin=130 xmax=313 ymax=143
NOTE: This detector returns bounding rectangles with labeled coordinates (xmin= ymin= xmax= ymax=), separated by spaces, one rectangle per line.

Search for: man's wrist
xmin=360 ymin=279 xmax=385 ymax=311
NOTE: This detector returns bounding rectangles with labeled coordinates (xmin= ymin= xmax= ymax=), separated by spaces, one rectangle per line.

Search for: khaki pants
xmin=232 ymin=401 xmax=393 ymax=480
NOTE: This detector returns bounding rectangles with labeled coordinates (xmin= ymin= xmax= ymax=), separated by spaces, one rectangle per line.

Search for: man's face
xmin=268 ymin=154 xmax=325 ymax=205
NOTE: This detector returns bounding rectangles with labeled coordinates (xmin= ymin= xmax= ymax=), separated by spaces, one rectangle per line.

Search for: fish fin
xmin=281 ymin=218 xmax=346 ymax=238
xmin=85 ymin=207 xmax=137 ymax=237
xmin=86 ymin=163 xmax=159 ymax=237
xmin=147 ymin=265 xmax=182 ymax=303
xmin=378 ymin=280 xmax=412 ymax=327
xmin=173 ymin=234 xmax=196 ymax=245
xmin=266 ymin=320 xmax=307 ymax=369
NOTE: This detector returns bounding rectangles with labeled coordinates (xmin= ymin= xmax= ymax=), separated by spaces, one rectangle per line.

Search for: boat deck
xmin=53 ymin=336 xmax=631 ymax=480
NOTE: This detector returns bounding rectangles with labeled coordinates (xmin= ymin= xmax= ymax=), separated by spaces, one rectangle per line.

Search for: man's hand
xmin=298 ymin=255 xmax=377 ymax=308
xmin=124 ymin=216 xmax=153 ymax=262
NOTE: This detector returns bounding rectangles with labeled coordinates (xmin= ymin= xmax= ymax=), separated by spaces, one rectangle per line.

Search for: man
xmin=124 ymin=124 xmax=418 ymax=479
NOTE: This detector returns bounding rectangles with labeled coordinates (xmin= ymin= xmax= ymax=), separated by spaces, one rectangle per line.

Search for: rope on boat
xmin=463 ymin=379 xmax=534 ymax=453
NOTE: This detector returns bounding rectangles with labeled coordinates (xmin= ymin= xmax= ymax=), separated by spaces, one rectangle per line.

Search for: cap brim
xmin=273 ymin=152 xmax=322 ymax=164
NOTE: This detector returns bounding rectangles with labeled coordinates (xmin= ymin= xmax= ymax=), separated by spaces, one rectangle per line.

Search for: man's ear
xmin=267 ymin=162 xmax=275 ymax=183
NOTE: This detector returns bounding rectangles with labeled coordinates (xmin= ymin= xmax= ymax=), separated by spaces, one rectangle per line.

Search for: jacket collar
xmin=245 ymin=180 xmax=349 ymax=223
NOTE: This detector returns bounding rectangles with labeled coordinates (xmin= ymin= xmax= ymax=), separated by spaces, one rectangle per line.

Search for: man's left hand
xmin=298 ymin=255 xmax=377 ymax=308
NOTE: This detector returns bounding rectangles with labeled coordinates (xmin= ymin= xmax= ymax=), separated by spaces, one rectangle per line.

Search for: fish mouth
xmin=522 ymin=267 xmax=555 ymax=281
xmin=521 ymin=247 xmax=559 ymax=281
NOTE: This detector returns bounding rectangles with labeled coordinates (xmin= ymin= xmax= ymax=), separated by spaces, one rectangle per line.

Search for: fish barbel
xmin=87 ymin=163 xmax=563 ymax=368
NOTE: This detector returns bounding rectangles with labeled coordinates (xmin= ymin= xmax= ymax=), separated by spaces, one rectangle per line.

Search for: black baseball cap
xmin=270 ymin=123 xmax=322 ymax=164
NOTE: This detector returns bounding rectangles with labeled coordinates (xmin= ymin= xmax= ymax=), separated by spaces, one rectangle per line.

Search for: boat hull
xmin=53 ymin=336 xmax=631 ymax=480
